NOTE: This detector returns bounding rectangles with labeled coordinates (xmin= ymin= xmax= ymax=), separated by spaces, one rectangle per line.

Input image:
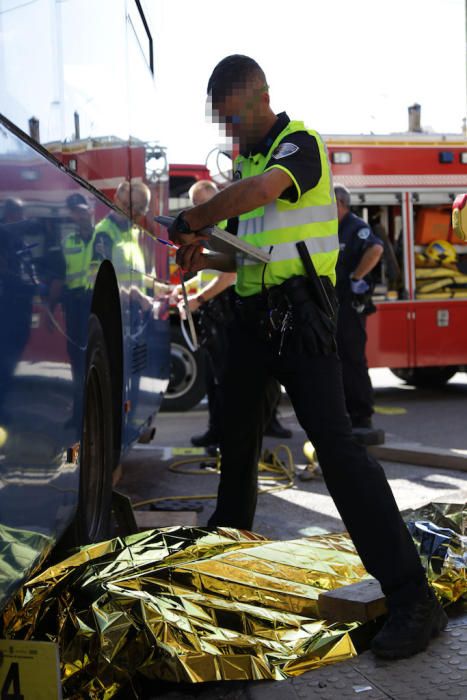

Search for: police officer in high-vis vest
xmin=63 ymin=193 xmax=94 ymax=428
xmin=334 ymin=183 xmax=384 ymax=432
xmin=168 ymin=55 xmax=446 ymax=660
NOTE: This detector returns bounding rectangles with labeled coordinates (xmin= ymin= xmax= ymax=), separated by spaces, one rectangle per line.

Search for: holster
xmin=235 ymin=276 xmax=338 ymax=356
xmin=280 ymin=276 xmax=337 ymax=356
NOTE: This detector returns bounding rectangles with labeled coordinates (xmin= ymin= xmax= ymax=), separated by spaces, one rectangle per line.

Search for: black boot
xmin=264 ymin=414 xmax=292 ymax=439
xmin=191 ymin=429 xmax=219 ymax=447
xmin=371 ymin=587 xmax=448 ymax=660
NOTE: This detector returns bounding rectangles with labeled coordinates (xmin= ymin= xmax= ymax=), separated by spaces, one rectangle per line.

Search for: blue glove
xmin=350 ymin=277 xmax=370 ymax=294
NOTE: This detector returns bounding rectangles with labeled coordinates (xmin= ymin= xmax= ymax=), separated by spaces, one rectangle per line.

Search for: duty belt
xmin=234 ymin=276 xmax=337 ymax=356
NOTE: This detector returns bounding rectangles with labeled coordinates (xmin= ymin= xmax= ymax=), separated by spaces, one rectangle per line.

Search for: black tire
xmin=161 ymin=325 xmax=206 ymax=412
xmin=65 ymin=314 xmax=114 ymax=545
xmin=390 ymin=366 xmax=457 ymax=388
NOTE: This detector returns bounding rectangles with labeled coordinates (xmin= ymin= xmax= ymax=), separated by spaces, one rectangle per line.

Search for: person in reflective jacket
xmin=167 ymin=54 xmax=447 ymax=661
xmin=184 ymin=180 xmax=292 ymax=447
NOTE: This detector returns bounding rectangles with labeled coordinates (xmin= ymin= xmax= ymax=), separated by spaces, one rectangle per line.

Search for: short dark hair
xmin=66 ymin=193 xmax=89 ymax=210
xmin=207 ymin=55 xmax=266 ymax=103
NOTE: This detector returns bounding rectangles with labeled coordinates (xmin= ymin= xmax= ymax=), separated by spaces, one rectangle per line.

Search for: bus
xmin=0 ymin=0 xmax=171 ymax=607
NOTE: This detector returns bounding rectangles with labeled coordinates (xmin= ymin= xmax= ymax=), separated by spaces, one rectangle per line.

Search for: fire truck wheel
xmin=64 ymin=314 xmax=114 ymax=546
xmin=390 ymin=366 xmax=457 ymax=388
xmin=161 ymin=325 xmax=206 ymax=412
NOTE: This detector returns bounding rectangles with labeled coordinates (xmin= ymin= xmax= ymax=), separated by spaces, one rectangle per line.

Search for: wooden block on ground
xmin=134 ymin=510 xmax=198 ymax=530
xmin=369 ymin=441 xmax=467 ymax=472
xmin=318 ymin=578 xmax=387 ymax=623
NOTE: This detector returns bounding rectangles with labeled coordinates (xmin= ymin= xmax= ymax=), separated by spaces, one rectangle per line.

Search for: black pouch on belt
xmin=234 ymin=293 xmax=270 ymax=340
xmin=282 ymin=275 xmax=337 ymax=356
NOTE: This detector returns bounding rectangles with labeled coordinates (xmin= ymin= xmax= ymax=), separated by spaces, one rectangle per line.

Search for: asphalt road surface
xmin=121 ymin=368 xmax=467 ymax=540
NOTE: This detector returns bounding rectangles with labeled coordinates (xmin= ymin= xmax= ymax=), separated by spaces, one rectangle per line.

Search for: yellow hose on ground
xmin=132 ymin=444 xmax=295 ymax=509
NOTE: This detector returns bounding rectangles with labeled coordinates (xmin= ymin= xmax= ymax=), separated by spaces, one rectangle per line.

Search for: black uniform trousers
xmin=336 ymin=298 xmax=374 ymax=425
xmin=200 ymin=291 xmax=286 ymax=439
xmin=208 ymin=311 xmax=428 ymax=606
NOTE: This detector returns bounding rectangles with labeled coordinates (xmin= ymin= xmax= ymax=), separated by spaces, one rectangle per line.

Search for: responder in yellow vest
xmin=63 ymin=193 xmax=95 ymax=429
xmin=92 ymin=180 xmax=151 ymax=305
xmin=64 ymin=194 xmax=94 ymax=290
xmin=93 ymin=181 xmax=141 ymax=283
xmin=184 ymin=179 xmax=292 ymax=447
xmin=168 ymin=55 xmax=446 ymax=661
xmin=92 ymin=181 xmax=153 ymax=430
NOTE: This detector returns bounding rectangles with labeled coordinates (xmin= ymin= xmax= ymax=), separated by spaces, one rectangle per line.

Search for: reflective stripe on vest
xmin=235 ymin=121 xmax=338 ymax=297
xmin=94 ymin=216 xmax=135 ymax=284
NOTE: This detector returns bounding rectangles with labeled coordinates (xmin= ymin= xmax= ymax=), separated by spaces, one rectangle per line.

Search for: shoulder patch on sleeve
xmin=272 ymin=142 xmax=300 ymax=160
xmin=358 ymin=228 xmax=371 ymax=240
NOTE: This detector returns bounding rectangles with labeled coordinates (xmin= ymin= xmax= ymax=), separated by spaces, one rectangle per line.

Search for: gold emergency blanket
xmin=2 ymin=501 xmax=466 ymax=698
xmin=404 ymin=500 xmax=466 ymax=604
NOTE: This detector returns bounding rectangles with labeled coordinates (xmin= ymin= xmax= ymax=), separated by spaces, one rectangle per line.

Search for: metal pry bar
xmin=179 ymin=269 xmax=198 ymax=351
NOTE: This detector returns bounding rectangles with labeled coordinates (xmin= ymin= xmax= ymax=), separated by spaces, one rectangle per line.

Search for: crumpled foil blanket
xmin=2 ymin=501 xmax=465 ymax=698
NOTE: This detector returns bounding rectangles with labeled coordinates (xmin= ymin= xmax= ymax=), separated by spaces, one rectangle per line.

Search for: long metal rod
xmin=179 ymin=269 xmax=198 ymax=350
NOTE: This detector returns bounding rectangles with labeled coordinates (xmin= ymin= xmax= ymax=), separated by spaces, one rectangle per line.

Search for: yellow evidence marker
xmin=0 ymin=639 xmax=62 ymax=700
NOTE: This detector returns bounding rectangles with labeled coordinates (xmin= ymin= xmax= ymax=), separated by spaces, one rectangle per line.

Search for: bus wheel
xmin=71 ymin=314 xmax=114 ymax=544
xmin=161 ymin=325 xmax=206 ymax=412
xmin=390 ymin=366 xmax=457 ymax=388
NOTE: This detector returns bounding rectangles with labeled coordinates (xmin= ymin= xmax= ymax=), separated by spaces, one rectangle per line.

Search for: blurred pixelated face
xmin=207 ymin=80 xmax=269 ymax=148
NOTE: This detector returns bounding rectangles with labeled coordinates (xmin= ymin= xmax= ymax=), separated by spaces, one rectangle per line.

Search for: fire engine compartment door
xmin=413 ymin=300 xmax=467 ymax=367
xmin=366 ymin=303 xmax=412 ymax=368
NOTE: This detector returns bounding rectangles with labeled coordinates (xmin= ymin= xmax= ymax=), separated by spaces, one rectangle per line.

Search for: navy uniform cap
xmin=66 ymin=193 xmax=89 ymax=210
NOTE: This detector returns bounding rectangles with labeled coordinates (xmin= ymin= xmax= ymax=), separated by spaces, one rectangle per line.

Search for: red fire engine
xmin=170 ymin=134 xmax=467 ymax=397
xmin=326 ymin=133 xmax=467 ymax=386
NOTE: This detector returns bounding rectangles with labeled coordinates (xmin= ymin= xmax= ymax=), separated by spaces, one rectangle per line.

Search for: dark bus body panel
xmin=0 ymin=0 xmax=170 ymax=607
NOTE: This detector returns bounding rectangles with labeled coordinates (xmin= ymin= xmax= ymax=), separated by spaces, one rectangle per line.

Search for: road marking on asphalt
xmin=374 ymin=405 xmax=407 ymax=415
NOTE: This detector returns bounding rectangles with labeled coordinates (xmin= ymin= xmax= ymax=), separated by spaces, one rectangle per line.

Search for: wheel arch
xmin=90 ymin=261 xmax=123 ymax=467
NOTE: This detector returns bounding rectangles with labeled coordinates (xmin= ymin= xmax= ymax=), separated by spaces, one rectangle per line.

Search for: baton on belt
xmin=295 ymin=241 xmax=335 ymax=319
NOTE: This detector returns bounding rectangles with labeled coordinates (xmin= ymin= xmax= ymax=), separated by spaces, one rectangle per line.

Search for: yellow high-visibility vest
xmin=235 ymin=120 xmax=338 ymax=297
xmin=64 ymin=233 xmax=93 ymax=290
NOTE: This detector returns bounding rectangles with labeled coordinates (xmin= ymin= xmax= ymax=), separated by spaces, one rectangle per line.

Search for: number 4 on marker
xmin=1 ymin=662 xmax=24 ymax=700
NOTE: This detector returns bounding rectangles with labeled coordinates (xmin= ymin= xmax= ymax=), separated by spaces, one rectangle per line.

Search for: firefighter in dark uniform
xmin=334 ymin=184 xmax=383 ymax=431
xmin=169 ymin=54 xmax=447 ymax=660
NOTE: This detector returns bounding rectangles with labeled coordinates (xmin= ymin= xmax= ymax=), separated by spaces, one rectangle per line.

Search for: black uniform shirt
xmin=228 ymin=112 xmax=323 ymax=233
xmin=336 ymin=211 xmax=383 ymax=300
